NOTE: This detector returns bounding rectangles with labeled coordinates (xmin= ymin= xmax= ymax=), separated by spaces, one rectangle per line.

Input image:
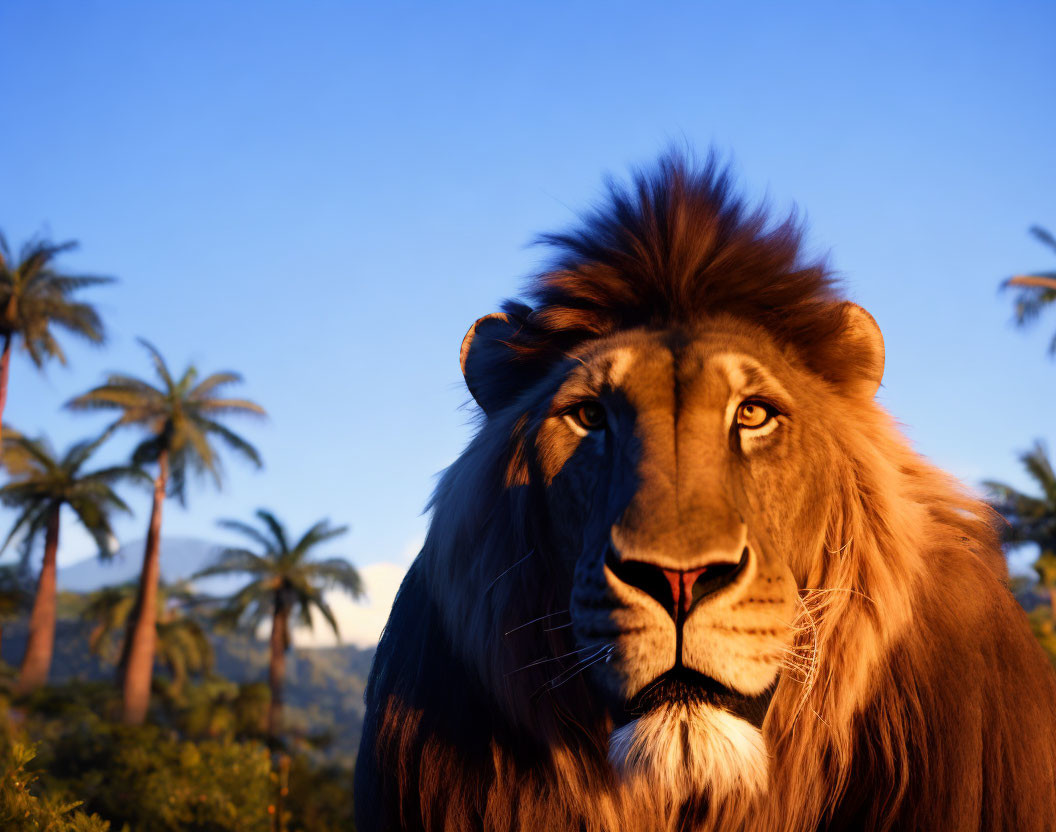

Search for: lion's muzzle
xmin=606 ymin=545 xmax=749 ymax=627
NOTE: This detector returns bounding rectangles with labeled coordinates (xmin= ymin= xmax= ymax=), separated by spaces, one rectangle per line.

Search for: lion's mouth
xmin=618 ymin=668 xmax=776 ymax=729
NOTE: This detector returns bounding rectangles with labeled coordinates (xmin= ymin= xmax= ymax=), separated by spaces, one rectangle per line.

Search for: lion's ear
xmin=822 ymin=302 xmax=885 ymax=399
xmin=460 ymin=310 xmax=537 ymax=415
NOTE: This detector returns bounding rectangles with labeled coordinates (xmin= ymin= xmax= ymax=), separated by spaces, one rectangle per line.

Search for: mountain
xmin=58 ymin=536 xmax=218 ymax=592
xmin=58 ymin=537 xmax=407 ymax=649
xmin=0 ymin=614 xmax=374 ymax=762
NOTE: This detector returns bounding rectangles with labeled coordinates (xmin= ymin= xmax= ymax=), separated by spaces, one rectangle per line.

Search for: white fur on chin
xmin=608 ymin=702 xmax=768 ymax=805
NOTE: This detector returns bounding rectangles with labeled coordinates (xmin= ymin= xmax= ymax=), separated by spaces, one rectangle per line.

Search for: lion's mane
xmin=355 ymin=155 xmax=1056 ymax=831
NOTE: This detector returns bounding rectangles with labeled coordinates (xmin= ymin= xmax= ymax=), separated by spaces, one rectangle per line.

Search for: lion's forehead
xmin=570 ymin=330 xmax=797 ymax=410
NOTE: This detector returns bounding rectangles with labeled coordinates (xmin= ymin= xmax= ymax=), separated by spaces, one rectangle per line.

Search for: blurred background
xmin=0 ymin=2 xmax=1053 ymax=829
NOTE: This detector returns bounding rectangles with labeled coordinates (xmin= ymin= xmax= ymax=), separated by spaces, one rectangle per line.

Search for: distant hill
xmin=46 ymin=537 xmax=385 ymax=759
xmin=1 ymin=613 xmax=374 ymax=762
xmin=57 ymin=536 xmax=404 ymax=649
xmin=58 ymin=536 xmax=219 ymax=592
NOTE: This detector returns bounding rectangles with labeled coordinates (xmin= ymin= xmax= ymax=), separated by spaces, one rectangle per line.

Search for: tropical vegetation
xmin=0 ymin=234 xmax=112 ymax=444
xmin=82 ymin=581 xmax=213 ymax=698
xmin=1003 ymin=225 xmax=1056 ymax=355
xmin=0 ymin=433 xmax=145 ymax=694
xmin=195 ymin=510 xmax=364 ymax=741
xmin=989 ymin=224 xmax=1056 ymax=667
xmin=0 ymin=227 xmax=365 ymax=826
xmin=66 ymin=341 xmax=265 ymax=724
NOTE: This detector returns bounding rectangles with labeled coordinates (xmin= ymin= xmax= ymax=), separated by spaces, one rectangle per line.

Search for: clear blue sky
xmin=2 ymin=0 xmax=1054 ymax=578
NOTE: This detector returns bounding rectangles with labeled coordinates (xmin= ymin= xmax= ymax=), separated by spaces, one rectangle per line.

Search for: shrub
xmin=37 ymin=722 xmax=272 ymax=832
xmin=0 ymin=741 xmax=110 ymax=832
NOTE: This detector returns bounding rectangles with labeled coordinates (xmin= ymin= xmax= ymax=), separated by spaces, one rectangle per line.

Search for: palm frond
xmin=194 ymin=398 xmax=267 ymax=417
xmin=1022 ymin=442 xmax=1056 ymax=503
xmin=293 ymin=521 xmax=349 ymax=555
xmin=201 ymin=509 xmax=363 ymax=649
xmin=255 ymin=510 xmax=290 ymax=553
xmin=1003 ymin=225 xmax=1056 ymax=356
xmin=135 ymin=338 xmax=176 ymax=391
xmin=1030 ymin=225 xmax=1056 ymax=254
xmin=68 ymin=344 xmax=264 ymax=505
xmin=0 ymin=234 xmax=112 ymax=365
xmin=0 ymin=503 xmax=44 ymax=556
xmin=0 ymin=430 xmax=141 ymax=562
xmin=193 ymin=547 xmax=271 ymax=580
xmin=2 ymin=434 xmax=59 ymax=475
xmin=302 ymin=558 xmax=364 ymax=598
xmin=216 ymin=518 xmax=277 ymax=553
xmin=198 ymin=418 xmax=263 ymax=469
xmin=189 ymin=372 xmax=245 ymax=400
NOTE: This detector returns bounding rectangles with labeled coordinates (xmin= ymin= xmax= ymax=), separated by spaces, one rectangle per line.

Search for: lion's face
xmin=458 ymin=292 xmax=883 ymax=805
xmin=528 ymin=319 xmax=844 ymax=799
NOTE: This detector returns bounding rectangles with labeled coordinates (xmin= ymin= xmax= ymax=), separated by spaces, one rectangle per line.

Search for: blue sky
xmin=1 ymin=0 xmax=1054 ymax=607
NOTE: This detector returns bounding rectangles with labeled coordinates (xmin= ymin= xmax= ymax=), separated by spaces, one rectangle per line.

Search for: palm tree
xmin=1003 ymin=225 xmax=1056 ymax=356
xmin=194 ymin=510 xmax=364 ymax=742
xmin=0 ymin=432 xmax=145 ymax=694
xmin=66 ymin=339 xmax=265 ymax=724
xmin=0 ymin=233 xmax=113 ymax=443
xmin=986 ymin=442 xmax=1056 ymax=610
xmin=82 ymin=581 xmax=213 ymax=699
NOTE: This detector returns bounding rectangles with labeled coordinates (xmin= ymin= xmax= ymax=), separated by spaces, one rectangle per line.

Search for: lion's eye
xmin=736 ymin=400 xmax=776 ymax=430
xmin=569 ymin=401 xmax=607 ymax=432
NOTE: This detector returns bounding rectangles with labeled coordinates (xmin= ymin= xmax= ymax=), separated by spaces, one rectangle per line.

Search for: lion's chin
xmin=608 ymin=701 xmax=768 ymax=806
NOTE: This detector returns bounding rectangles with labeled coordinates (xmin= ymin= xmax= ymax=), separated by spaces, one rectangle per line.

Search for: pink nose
xmin=607 ymin=548 xmax=749 ymax=622
xmin=661 ymin=567 xmax=711 ymax=619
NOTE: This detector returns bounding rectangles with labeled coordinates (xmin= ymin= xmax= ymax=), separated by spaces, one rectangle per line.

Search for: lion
xmin=355 ymin=154 xmax=1056 ymax=831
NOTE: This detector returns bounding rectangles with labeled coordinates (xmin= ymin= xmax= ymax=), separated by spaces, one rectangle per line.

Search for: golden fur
xmin=355 ymin=154 xmax=1056 ymax=831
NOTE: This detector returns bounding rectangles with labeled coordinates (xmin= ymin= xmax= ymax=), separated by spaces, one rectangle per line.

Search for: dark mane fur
xmin=502 ymin=153 xmax=847 ymax=377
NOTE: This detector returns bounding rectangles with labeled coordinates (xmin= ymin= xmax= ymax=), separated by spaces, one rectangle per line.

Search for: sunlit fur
xmin=355 ymin=153 xmax=1056 ymax=831
xmin=609 ymin=703 xmax=768 ymax=806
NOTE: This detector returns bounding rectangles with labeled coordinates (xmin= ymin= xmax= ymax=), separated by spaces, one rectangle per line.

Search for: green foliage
xmin=1027 ymin=605 xmax=1056 ymax=667
xmin=1 ymin=615 xmax=372 ymax=763
xmin=1003 ymin=225 xmax=1056 ymax=356
xmin=0 ymin=234 xmax=113 ymax=368
xmin=285 ymin=755 xmax=356 ymax=832
xmin=82 ymin=582 xmax=213 ymax=695
xmin=65 ymin=340 xmax=265 ymax=503
xmin=0 ymin=741 xmax=110 ymax=832
xmin=0 ymin=432 xmax=146 ymax=562
xmin=198 ymin=509 xmax=364 ymax=646
xmin=170 ymin=679 xmax=270 ymax=742
xmin=989 ymin=443 xmax=1056 ymax=665
xmin=987 ymin=442 xmax=1056 ymax=600
xmin=0 ymin=565 xmax=32 ymax=621
xmin=28 ymin=709 xmax=273 ymax=832
xmin=0 ymin=671 xmax=360 ymax=830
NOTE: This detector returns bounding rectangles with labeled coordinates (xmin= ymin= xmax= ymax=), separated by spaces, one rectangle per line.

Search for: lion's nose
xmin=608 ymin=549 xmax=748 ymax=623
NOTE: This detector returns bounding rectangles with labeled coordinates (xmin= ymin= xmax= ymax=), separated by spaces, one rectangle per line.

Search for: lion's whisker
xmin=503 ymin=609 xmax=570 ymax=637
xmin=483 ymin=549 xmax=535 ymax=596
xmin=825 ymin=537 xmax=853 ymax=555
xmin=542 ymin=622 xmax=573 ymax=632
xmin=547 ymin=651 xmax=613 ymax=692
xmin=543 ymin=645 xmax=614 ymax=691
xmin=800 ymin=586 xmax=876 ymax=606
xmin=782 ymin=591 xmax=821 ymax=724
xmin=505 ymin=643 xmax=604 ymax=676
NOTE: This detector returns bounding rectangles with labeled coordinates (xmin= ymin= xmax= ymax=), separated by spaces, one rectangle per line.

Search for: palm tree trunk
xmin=15 ymin=505 xmax=60 ymax=695
xmin=0 ymin=333 xmax=12 ymax=445
xmin=267 ymin=595 xmax=289 ymax=743
xmin=121 ymin=450 xmax=168 ymax=725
